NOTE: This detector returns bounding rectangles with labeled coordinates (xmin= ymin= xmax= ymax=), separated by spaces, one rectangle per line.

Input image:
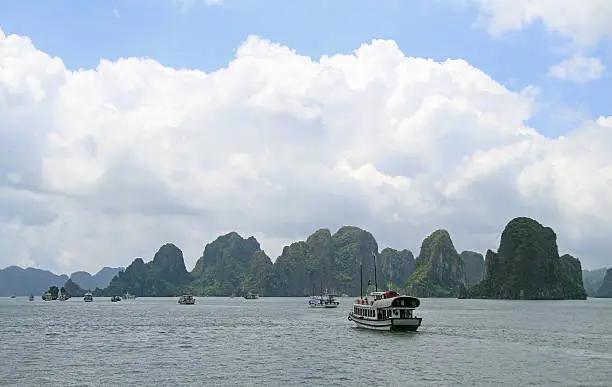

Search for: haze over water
xmin=1 ymin=297 xmax=610 ymax=386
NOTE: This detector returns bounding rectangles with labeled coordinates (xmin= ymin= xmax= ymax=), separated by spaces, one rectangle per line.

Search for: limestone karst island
xmin=6 ymin=216 xmax=602 ymax=301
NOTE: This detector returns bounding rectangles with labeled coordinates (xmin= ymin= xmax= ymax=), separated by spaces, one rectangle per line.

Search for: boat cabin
xmin=352 ymin=292 xmax=420 ymax=321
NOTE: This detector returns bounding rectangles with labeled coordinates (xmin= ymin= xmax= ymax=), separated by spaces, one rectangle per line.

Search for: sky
xmin=0 ymin=0 xmax=611 ymax=274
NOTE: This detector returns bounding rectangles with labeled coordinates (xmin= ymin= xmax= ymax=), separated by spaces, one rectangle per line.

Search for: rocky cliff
xmin=595 ymin=268 xmax=612 ymax=298
xmin=102 ymin=243 xmax=190 ymax=297
xmin=405 ymin=230 xmax=468 ymax=297
xmin=378 ymin=248 xmax=415 ymax=289
xmin=270 ymin=226 xmax=379 ymax=296
xmin=583 ymin=268 xmax=608 ymax=297
xmin=190 ymin=232 xmax=264 ymax=296
xmin=63 ymin=278 xmax=86 ymax=297
xmin=469 ymin=217 xmax=587 ymax=300
xmin=461 ymin=251 xmax=485 ymax=287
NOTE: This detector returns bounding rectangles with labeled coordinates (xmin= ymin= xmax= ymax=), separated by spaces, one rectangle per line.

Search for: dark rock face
xmin=378 ymin=248 xmax=415 ymax=289
xmin=595 ymin=269 xmax=612 ymax=298
xmin=102 ymin=243 xmax=190 ymax=297
xmin=63 ymin=278 xmax=86 ymax=297
xmin=461 ymin=251 xmax=484 ymax=287
xmin=583 ymin=268 xmax=607 ymax=297
xmin=469 ymin=217 xmax=587 ymax=300
xmin=151 ymin=243 xmax=189 ymax=283
xmin=269 ymin=226 xmax=379 ymax=297
xmin=243 ymin=250 xmax=274 ymax=295
xmin=405 ymin=230 xmax=467 ymax=297
xmin=191 ymin=232 xmax=263 ymax=296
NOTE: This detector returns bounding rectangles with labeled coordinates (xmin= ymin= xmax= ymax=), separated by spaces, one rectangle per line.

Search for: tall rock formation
xmin=102 ymin=243 xmax=190 ymax=297
xmin=242 ymin=250 xmax=274 ymax=295
xmin=405 ymin=230 xmax=468 ymax=297
xmin=190 ymin=232 xmax=264 ymax=296
xmin=469 ymin=217 xmax=587 ymax=300
xmin=270 ymin=226 xmax=379 ymax=296
xmin=461 ymin=251 xmax=485 ymax=287
xmin=595 ymin=268 xmax=612 ymax=298
xmin=63 ymin=278 xmax=86 ymax=297
xmin=583 ymin=268 xmax=608 ymax=297
xmin=378 ymin=248 xmax=415 ymax=289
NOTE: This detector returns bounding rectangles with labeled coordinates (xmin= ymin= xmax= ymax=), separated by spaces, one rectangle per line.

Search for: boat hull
xmin=309 ymin=304 xmax=339 ymax=308
xmin=348 ymin=313 xmax=422 ymax=332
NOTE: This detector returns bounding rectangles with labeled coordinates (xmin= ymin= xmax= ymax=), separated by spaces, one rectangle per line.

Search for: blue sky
xmin=0 ymin=0 xmax=609 ymax=138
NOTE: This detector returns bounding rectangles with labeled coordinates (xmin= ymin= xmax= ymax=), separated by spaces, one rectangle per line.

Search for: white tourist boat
xmin=348 ymin=290 xmax=422 ymax=331
xmin=84 ymin=292 xmax=93 ymax=302
xmin=308 ymin=289 xmax=340 ymax=308
xmin=347 ymin=253 xmax=423 ymax=332
xmin=178 ymin=295 xmax=196 ymax=304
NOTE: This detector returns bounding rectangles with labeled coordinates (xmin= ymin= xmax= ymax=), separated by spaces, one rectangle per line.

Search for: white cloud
xmin=549 ymin=55 xmax=605 ymax=82
xmin=1 ymin=27 xmax=611 ymax=274
xmin=473 ymin=0 xmax=612 ymax=46
xmin=173 ymin=0 xmax=223 ymax=11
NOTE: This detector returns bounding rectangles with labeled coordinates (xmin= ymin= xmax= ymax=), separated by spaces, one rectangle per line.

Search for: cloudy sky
xmin=0 ymin=0 xmax=610 ymax=274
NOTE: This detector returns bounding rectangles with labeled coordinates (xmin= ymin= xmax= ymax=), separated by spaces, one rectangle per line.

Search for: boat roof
xmin=373 ymin=296 xmax=420 ymax=308
xmin=354 ymin=295 xmax=420 ymax=309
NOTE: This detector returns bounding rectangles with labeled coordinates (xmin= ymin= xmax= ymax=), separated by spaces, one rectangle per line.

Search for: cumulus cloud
xmin=548 ymin=55 xmax=605 ymax=82
xmin=0 ymin=27 xmax=611 ymax=273
xmin=473 ymin=0 xmax=612 ymax=46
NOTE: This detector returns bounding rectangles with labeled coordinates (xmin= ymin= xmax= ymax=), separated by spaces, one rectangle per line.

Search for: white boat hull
xmin=348 ymin=313 xmax=422 ymax=332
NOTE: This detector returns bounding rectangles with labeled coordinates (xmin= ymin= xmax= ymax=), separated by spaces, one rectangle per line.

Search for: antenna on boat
xmin=372 ymin=250 xmax=378 ymax=292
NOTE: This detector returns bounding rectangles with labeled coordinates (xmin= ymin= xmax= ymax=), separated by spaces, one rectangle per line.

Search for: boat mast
xmin=360 ymin=262 xmax=363 ymax=299
xmin=372 ymin=251 xmax=378 ymax=292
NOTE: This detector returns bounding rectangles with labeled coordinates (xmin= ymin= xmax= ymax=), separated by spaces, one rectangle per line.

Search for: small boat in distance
xmin=178 ymin=295 xmax=196 ymax=304
xmin=122 ymin=292 xmax=136 ymax=300
xmin=10 ymin=295 xmax=16 ymax=298
xmin=308 ymin=289 xmax=340 ymax=308
xmin=28 ymin=294 xmax=34 ymax=301
xmin=84 ymin=292 xmax=93 ymax=302
xmin=111 ymin=296 xmax=122 ymax=302
xmin=243 ymin=291 xmax=259 ymax=300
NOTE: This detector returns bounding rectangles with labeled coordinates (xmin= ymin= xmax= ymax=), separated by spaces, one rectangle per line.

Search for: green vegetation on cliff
xmin=190 ymin=232 xmax=265 ymax=296
xmin=378 ymin=248 xmax=415 ymax=290
xmin=270 ymin=226 xmax=379 ymax=296
xmin=103 ymin=243 xmax=190 ymax=297
xmin=405 ymin=230 xmax=467 ymax=297
xmin=469 ymin=217 xmax=587 ymax=300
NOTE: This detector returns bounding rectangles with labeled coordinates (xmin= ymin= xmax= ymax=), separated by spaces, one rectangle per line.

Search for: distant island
xmin=0 ymin=266 xmax=122 ymax=297
xmin=3 ymin=217 xmax=608 ymax=299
